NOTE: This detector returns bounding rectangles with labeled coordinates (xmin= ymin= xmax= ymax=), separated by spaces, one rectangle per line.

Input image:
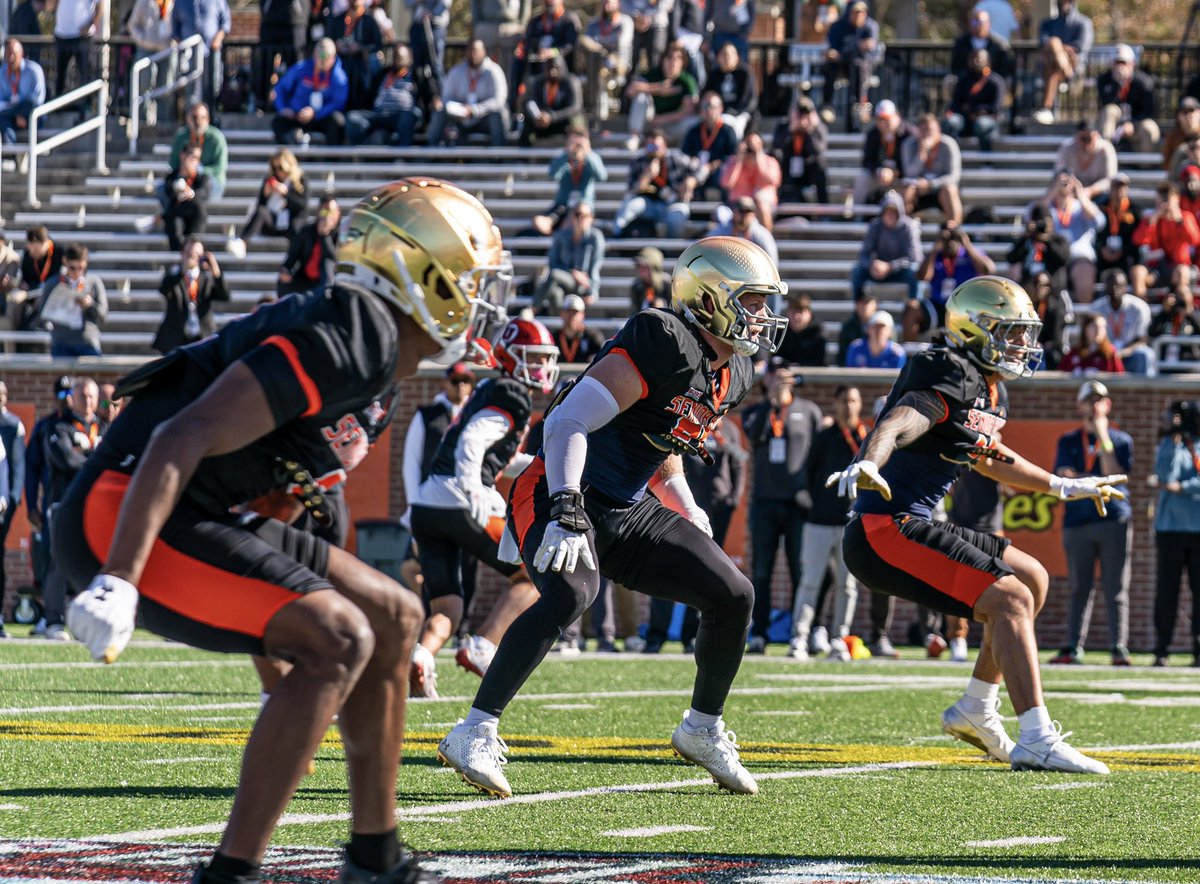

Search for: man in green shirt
xmin=168 ymin=100 xmax=228 ymax=197
xmin=624 ymin=41 xmax=697 ymax=150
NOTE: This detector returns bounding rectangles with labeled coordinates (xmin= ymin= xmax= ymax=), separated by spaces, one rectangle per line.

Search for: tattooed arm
xmin=857 ymin=389 xmax=944 ymax=469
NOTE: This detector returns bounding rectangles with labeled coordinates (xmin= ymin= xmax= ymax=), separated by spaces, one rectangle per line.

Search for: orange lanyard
xmin=33 ymin=242 xmax=54 ymax=282
xmin=186 ymin=276 xmax=199 ymax=303
xmin=968 ymin=69 xmax=990 ymax=96
xmin=839 ymin=421 xmax=866 ymax=456
xmin=791 ymin=131 xmax=805 ymax=156
xmin=155 ymin=0 xmax=169 ymax=19
xmin=545 ymin=81 xmax=559 ymax=106
xmin=1081 ymin=428 xmax=1097 ymax=473
xmin=769 ymin=409 xmax=784 ymax=438
xmin=73 ymin=419 xmax=98 ymax=446
xmin=1055 ymin=201 xmax=1074 ymax=228
xmin=557 ymin=331 xmax=580 ymax=363
xmin=699 ymin=121 xmax=724 ymax=152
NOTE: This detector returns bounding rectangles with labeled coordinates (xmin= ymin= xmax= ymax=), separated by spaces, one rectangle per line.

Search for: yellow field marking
xmin=2 ymin=721 xmax=1198 ymax=772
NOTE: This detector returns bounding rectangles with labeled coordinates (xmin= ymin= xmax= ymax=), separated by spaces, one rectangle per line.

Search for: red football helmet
xmin=493 ymin=317 xmax=560 ymax=393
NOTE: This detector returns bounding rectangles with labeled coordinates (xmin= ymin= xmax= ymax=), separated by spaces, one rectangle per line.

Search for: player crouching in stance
xmin=409 ymin=317 xmax=559 ymax=698
xmin=56 ymin=179 xmax=514 ymax=883
xmin=829 ymin=276 xmax=1119 ymax=775
xmin=437 ymin=237 xmax=788 ymax=798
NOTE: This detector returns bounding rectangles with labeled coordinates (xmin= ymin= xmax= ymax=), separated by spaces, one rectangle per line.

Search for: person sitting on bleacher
xmin=167 ymin=101 xmax=228 ymax=200
xmin=0 ymin=39 xmax=44 ymax=144
xmin=1132 ymin=183 xmax=1200 ymax=301
xmin=426 ymin=38 xmax=508 ymax=147
xmin=612 ymin=128 xmax=691 ymax=239
xmin=533 ymin=129 xmax=608 ymax=235
xmin=916 ymin=219 xmax=994 ymax=328
xmin=152 ymin=238 xmax=230 ymax=354
xmin=852 ymin=100 xmax=916 ymax=207
xmin=706 ymin=43 xmax=756 ymax=139
xmin=531 ymin=202 xmax=605 ymax=314
xmin=162 ymin=145 xmax=212 ymax=252
xmin=1163 ymin=98 xmax=1200 ymax=174
xmin=1098 ymin=44 xmax=1158 ymax=154
xmin=772 ymin=97 xmax=829 ymax=205
xmin=1149 ymin=281 xmax=1200 ymax=364
xmin=845 ymin=309 xmax=905 ymax=369
xmin=948 ymin=9 xmax=1011 ymax=85
xmin=330 ymin=0 xmax=385 ymax=110
xmin=346 ymin=42 xmax=436 ymax=147
xmin=35 ymin=242 xmax=107 ymax=358
xmin=704 ymin=0 xmax=754 ymax=60
xmin=1060 ymin=314 xmax=1124 ymax=374
xmin=277 ymin=195 xmax=340 ymax=297
xmin=624 ymin=0 xmax=673 ymax=75
xmin=851 ymin=191 xmax=921 ymax=303
xmin=629 ymin=245 xmax=668 ymax=312
xmin=709 ymin=196 xmax=778 ymax=265
xmin=818 ymin=0 xmax=878 ymax=125
xmin=228 ymin=148 xmax=307 ymax=259
xmin=943 ymin=49 xmax=1005 ymax=154
xmin=681 ymin=92 xmax=739 ymax=202
xmin=552 ymin=293 xmax=606 ymax=363
xmin=1092 ymin=268 xmax=1155 ymax=375
xmin=1178 ymin=146 xmax=1200 ymax=219
xmin=625 ymin=41 xmax=698 ymax=151
xmin=772 ymin=294 xmax=825 ymax=367
xmin=1169 ymin=135 xmax=1200 ymax=184
xmin=579 ymin=0 xmax=633 ymax=120
xmin=719 ymin=130 xmax=782 ymax=232
xmin=1055 ymin=120 xmax=1117 ymax=200
xmin=898 ymin=113 xmax=962 ymax=224
xmin=1035 ymin=168 xmax=1104 ymax=302
xmin=1032 ymin=0 xmax=1092 ymax=126
xmin=1094 ymin=173 xmax=1141 ymax=285
xmin=836 ymin=291 xmax=876 ymax=366
xmin=1024 ymin=270 xmax=1073 ymax=370
xmin=510 ymin=0 xmax=580 ymax=115
xmin=272 ymin=38 xmax=349 ymax=146
xmin=1007 ymin=206 xmax=1070 ymax=289
xmin=519 ymin=55 xmax=583 ymax=146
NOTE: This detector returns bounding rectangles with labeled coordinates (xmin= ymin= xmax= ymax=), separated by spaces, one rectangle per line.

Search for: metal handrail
xmin=26 ymin=79 xmax=109 ymax=208
xmin=128 ymin=34 xmax=206 ymax=156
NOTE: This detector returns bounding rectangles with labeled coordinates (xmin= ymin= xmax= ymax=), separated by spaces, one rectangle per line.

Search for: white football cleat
xmin=66 ymin=574 xmax=139 ymax=663
xmin=809 ymin=625 xmax=831 ymax=655
xmin=942 ymin=698 xmax=1015 ymax=763
xmin=437 ymin=720 xmax=512 ymax=798
xmin=786 ymin=637 xmax=810 ymax=661
xmin=455 ymin=634 xmax=496 ymax=678
xmin=409 ymin=644 xmax=439 ymax=699
xmin=1011 ymin=723 xmax=1110 ymax=775
xmin=670 ymin=720 xmax=759 ymax=794
xmin=950 ymin=637 xmax=969 ymax=662
xmin=826 ymin=637 xmax=851 ymax=662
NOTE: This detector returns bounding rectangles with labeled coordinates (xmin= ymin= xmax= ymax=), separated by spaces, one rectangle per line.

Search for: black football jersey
xmin=94 ymin=285 xmax=400 ymax=516
xmin=572 ymin=308 xmax=755 ymax=505
xmin=428 ymin=377 xmax=532 ymax=488
xmin=855 ymin=346 xmax=1008 ymax=520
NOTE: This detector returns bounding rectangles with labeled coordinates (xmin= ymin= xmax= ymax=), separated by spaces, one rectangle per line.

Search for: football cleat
xmin=1011 ymin=723 xmax=1110 ymax=775
xmin=337 ymin=847 xmax=442 ymax=883
xmin=826 ymin=637 xmax=851 ymax=662
xmin=809 ymin=625 xmax=830 ymax=655
xmin=869 ymin=635 xmax=899 ymax=659
xmin=786 ymin=637 xmax=810 ymax=661
xmin=949 ymin=637 xmax=969 ymax=662
xmin=942 ymin=698 xmax=1015 ymax=763
xmin=1049 ymin=647 xmax=1083 ymax=665
xmin=437 ymin=720 xmax=512 ymax=798
xmin=926 ymin=634 xmax=948 ymax=658
xmin=455 ymin=634 xmax=496 ymax=678
xmin=409 ymin=644 xmax=439 ymax=699
xmin=670 ymin=720 xmax=759 ymax=794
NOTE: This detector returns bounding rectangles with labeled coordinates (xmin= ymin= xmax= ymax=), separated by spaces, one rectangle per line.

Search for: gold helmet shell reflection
xmin=944 ymin=275 xmax=1043 ymax=379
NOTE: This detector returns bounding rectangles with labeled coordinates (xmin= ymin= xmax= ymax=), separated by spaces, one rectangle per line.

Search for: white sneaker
xmin=624 ymin=135 xmax=640 ymax=153
xmin=942 ymin=698 xmax=1015 ymax=763
xmin=809 ymin=625 xmax=830 ymax=655
xmin=624 ymin=635 xmax=647 ymax=653
xmin=44 ymin=624 xmax=71 ymax=642
xmin=226 ymin=236 xmax=248 ymax=260
xmin=133 ymin=214 xmax=157 ymax=233
xmin=455 ymin=634 xmax=495 ymax=678
xmin=826 ymin=637 xmax=851 ymax=662
xmin=1011 ymin=723 xmax=1110 ymax=775
xmin=1033 ymin=108 xmax=1055 ymax=125
xmin=671 ymin=720 xmax=758 ymax=794
xmin=950 ymin=637 xmax=969 ymax=662
xmin=409 ymin=644 xmax=439 ymax=699
xmin=437 ymin=720 xmax=512 ymax=797
xmin=786 ymin=637 xmax=810 ymax=661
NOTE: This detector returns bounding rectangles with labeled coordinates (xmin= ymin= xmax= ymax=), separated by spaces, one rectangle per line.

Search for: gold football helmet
xmin=336 ymin=178 xmax=511 ymax=364
xmin=944 ymin=276 xmax=1043 ymax=379
xmin=671 ymin=236 xmax=788 ymax=357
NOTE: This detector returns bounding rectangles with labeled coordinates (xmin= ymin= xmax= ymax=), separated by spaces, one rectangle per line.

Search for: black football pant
xmin=1154 ymin=531 xmax=1200 ymax=657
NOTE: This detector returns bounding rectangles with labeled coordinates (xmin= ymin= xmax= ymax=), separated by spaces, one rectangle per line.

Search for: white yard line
xmin=1090 ymin=739 xmax=1200 ymax=751
xmin=540 ymin=703 xmax=597 ymax=710
xmin=0 ymin=804 xmax=26 ymax=811
xmin=0 ymin=701 xmax=260 ymax=715
xmin=1032 ymin=782 xmax=1108 ymax=791
xmin=964 ymin=835 xmax=1066 ymax=848
xmin=138 ymin=757 xmax=226 ymax=765
xmin=600 ymin=825 xmax=710 ymax=837
xmin=0 ymin=659 xmax=244 ymax=672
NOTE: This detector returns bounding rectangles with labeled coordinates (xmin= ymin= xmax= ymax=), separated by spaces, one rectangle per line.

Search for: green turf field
xmin=1 ymin=629 xmax=1198 ymax=883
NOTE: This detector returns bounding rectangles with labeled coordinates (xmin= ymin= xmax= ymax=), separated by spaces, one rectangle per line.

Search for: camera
xmin=173 ymin=178 xmax=188 ymax=195
xmin=1163 ymin=400 xmax=1200 ymax=438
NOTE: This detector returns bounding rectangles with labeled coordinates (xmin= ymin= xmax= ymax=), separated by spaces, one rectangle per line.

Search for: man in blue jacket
xmin=272 ymin=38 xmax=349 ymax=146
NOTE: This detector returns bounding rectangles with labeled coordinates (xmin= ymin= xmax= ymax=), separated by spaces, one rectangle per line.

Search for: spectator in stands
xmin=168 ymin=101 xmax=228 ymax=199
xmin=426 ymin=38 xmax=508 ymax=147
xmin=1055 ymin=120 xmax=1118 ymax=199
xmin=0 ymin=381 xmax=24 ymax=632
xmin=1025 ymin=270 xmax=1073 ymax=370
xmin=552 ymin=294 xmax=606 ymax=363
xmin=472 ymin=0 xmax=530 ymax=64
xmin=625 ymin=41 xmax=698 ymax=150
xmin=630 ymin=245 xmax=668 ymax=311
xmin=943 ymin=48 xmax=1006 ymax=153
xmin=272 ymin=39 xmax=349 ymax=145
xmin=1051 ymin=379 xmax=1133 ymax=667
xmin=162 ymin=145 xmax=212 ymax=251
xmin=531 ymin=202 xmax=605 ymax=314
xmin=612 ymin=128 xmax=691 ymax=238
xmin=277 ymin=196 xmax=340 ymax=296
xmin=0 ymin=236 xmax=19 ymax=329
xmin=1037 ymin=169 xmax=1104 ymax=301
xmin=579 ymin=0 xmax=632 ymax=120
xmin=98 ymin=383 xmax=122 ymax=429
xmin=1060 ymin=314 xmax=1124 ymax=374
xmin=332 ymin=0 xmax=384 ymax=109
xmin=152 ymin=237 xmax=230 ymax=354
xmin=228 ymin=148 xmax=306 ymax=259
xmin=972 ymin=0 xmax=1019 ymax=42
xmin=36 ymin=243 xmax=106 ymax=357
xmin=1093 ymin=269 xmax=1155 ymax=375
xmin=624 ymin=0 xmax=673 ymax=75
xmin=1153 ymin=401 xmax=1200 ymax=667
xmin=1098 ymin=43 xmax=1158 ymax=153
xmin=899 ymin=113 xmax=962 ymax=223
xmin=704 ymin=0 xmax=754 ymax=59
xmin=172 ymin=0 xmax=231 ymax=105
xmin=1007 ymin=207 xmax=1070 ymax=288
xmin=719 ymin=130 xmax=782 ymax=231
xmin=774 ymin=294 xmax=826 ymax=367
xmin=672 ymin=0 xmax=707 ymax=86
xmin=129 ymin=0 xmax=176 ymax=126
xmin=1033 ymin=0 xmax=1092 ymax=125
xmin=681 ymin=93 xmax=738 ymax=202
xmin=846 ymin=309 xmax=906 ymax=369
xmin=709 ymin=196 xmax=779 ymax=265
xmin=1174 ymin=138 xmax=1200 ymax=195
xmin=519 ymin=55 xmax=582 ymax=146
xmin=1095 ymin=173 xmax=1141 ymax=282
xmin=511 ymin=0 xmax=580 ymax=111
xmin=773 ymin=97 xmax=829 ymax=205
xmin=1150 ymin=284 xmax=1200 ymax=364
xmin=16 ymin=226 xmax=60 ymax=306
xmin=852 ymin=100 xmax=916 ymax=207
xmin=533 ymin=130 xmax=607 ymax=235
xmin=53 ymin=0 xmax=101 ymax=98
xmin=257 ymin=0 xmax=307 ymax=106
xmin=706 ymin=42 xmax=756 ymax=138
xmin=346 ymin=43 xmax=434 ymax=146
xmin=837 ymin=291 xmax=876 ymax=366
xmin=949 ymin=8 xmax=1011 ymax=83
xmin=1132 ymin=183 xmax=1200 ymax=299
xmin=916 ymin=219 xmax=994 ymax=328
xmin=1163 ymin=97 xmax=1200 ymax=174
xmin=0 ymin=39 xmax=44 ymax=144
xmin=406 ymin=0 xmax=449 ymax=80
xmin=8 ymin=0 xmax=45 ymax=64
xmin=851 ymin=191 xmax=921 ymax=302
xmin=819 ymin=0 xmax=878 ymax=124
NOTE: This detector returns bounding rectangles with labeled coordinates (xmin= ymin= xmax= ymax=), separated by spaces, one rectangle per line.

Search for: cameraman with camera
xmin=916 ymin=219 xmax=994 ymax=330
xmin=612 ymin=128 xmax=691 ymax=238
xmin=162 ymin=145 xmax=213 ymax=253
xmin=718 ymin=130 xmax=782 ymax=231
xmin=1007 ymin=208 xmax=1070 ymax=288
xmin=152 ymin=238 xmax=230 ymax=354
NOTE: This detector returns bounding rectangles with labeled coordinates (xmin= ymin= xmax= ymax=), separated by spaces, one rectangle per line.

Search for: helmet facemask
xmin=969 ymin=313 xmax=1043 ymax=380
xmin=682 ymin=279 xmax=789 ymax=357
xmin=505 ymin=343 xmax=560 ymax=394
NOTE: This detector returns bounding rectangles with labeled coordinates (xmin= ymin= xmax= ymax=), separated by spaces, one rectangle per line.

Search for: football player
xmin=408 ymin=317 xmax=559 ymax=697
xmin=829 ymin=276 xmax=1121 ymax=775
xmin=54 ymin=179 xmax=512 ymax=883
xmin=437 ymin=237 xmax=788 ymax=798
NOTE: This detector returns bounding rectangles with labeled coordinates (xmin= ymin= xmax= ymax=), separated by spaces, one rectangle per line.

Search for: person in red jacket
xmin=1132 ymin=182 xmax=1200 ymax=298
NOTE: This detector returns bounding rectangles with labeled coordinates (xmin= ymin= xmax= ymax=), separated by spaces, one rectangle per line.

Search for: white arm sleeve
xmin=654 ymin=473 xmax=700 ymax=517
xmin=401 ymin=412 xmax=426 ymax=506
xmin=455 ymin=409 xmax=513 ymax=489
xmin=501 ymin=451 xmax=536 ymax=480
xmin=544 ymin=376 xmax=622 ymax=494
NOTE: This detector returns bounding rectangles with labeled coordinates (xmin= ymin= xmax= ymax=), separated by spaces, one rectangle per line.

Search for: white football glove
xmin=1050 ymin=474 xmax=1127 ymax=517
xmin=66 ymin=573 xmax=139 ymax=664
xmin=825 ymin=459 xmax=892 ymax=501
xmin=459 ymin=480 xmax=491 ymax=528
xmin=533 ymin=520 xmax=596 ymax=574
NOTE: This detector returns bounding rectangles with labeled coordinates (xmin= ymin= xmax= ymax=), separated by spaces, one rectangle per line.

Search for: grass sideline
xmin=1 ymin=629 xmax=1198 ymax=882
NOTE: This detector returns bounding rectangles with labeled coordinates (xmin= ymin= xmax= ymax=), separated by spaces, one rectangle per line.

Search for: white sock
xmin=1016 ymin=705 xmax=1056 ymax=744
xmin=960 ymin=678 xmax=1000 ymax=714
xmin=463 ymin=707 xmax=499 ymax=731
xmin=682 ymin=708 xmax=723 ymax=733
